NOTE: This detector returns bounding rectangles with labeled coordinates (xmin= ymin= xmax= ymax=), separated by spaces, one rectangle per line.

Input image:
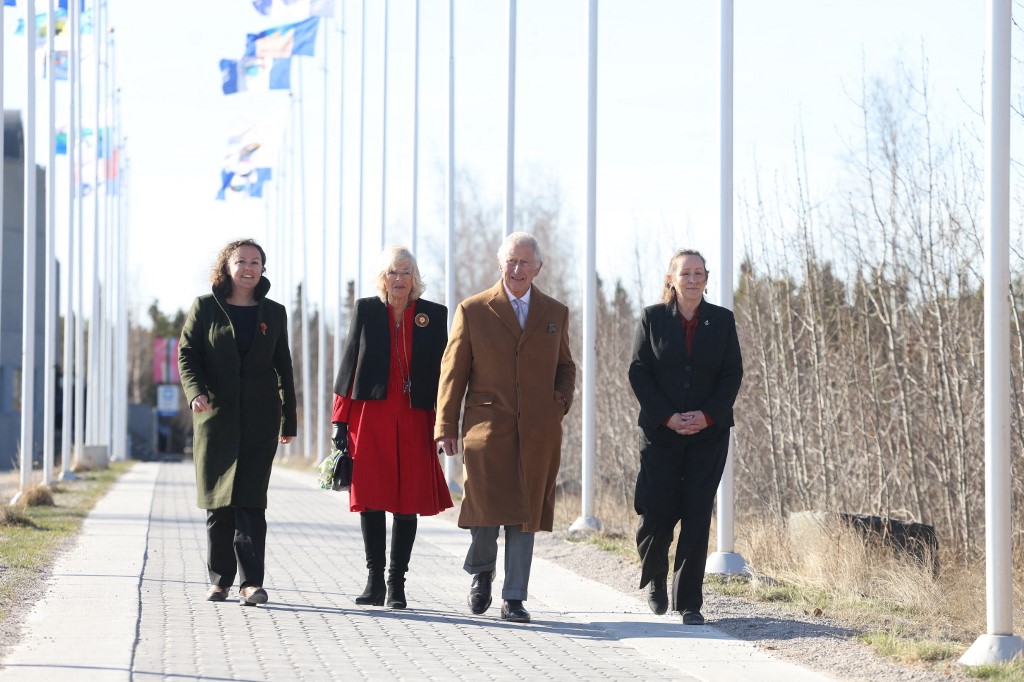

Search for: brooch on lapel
xmin=704 ymin=320 xmax=710 ymax=326
xmin=260 ymin=323 xmax=268 ymax=335
xmin=415 ymin=313 xmax=429 ymax=327
xmin=547 ymin=323 xmax=557 ymax=333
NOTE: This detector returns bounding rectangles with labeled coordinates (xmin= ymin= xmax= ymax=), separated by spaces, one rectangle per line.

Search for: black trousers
xmin=634 ymin=428 xmax=730 ymax=613
xmin=206 ymin=506 xmax=267 ymax=589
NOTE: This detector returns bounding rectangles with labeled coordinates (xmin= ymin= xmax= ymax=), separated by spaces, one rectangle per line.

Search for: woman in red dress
xmin=331 ymin=246 xmax=453 ymax=608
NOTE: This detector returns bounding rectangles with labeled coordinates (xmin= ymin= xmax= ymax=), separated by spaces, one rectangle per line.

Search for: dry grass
xmin=554 ymin=493 xmax=1023 ymax=675
xmin=12 ymin=484 xmax=55 ymax=508
xmin=0 ymin=505 xmax=34 ymax=527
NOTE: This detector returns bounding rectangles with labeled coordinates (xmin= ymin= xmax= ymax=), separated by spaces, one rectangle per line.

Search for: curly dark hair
xmin=210 ymin=238 xmax=267 ymax=297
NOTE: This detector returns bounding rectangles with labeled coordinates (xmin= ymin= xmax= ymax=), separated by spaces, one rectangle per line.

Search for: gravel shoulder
xmin=529 ymin=526 xmax=972 ymax=682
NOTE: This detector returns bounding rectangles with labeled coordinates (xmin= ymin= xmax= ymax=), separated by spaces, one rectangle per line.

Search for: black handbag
xmin=332 ymin=450 xmax=353 ymax=491
xmin=317 ymin=447 xmax=353 ymax=492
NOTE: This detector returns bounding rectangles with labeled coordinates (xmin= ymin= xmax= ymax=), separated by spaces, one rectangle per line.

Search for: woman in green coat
xmin=178 ymin=238 xmax=297 ymax=606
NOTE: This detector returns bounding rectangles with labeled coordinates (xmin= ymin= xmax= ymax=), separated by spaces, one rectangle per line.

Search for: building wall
xmin=0 ymin=110 xmax=49 ymax=470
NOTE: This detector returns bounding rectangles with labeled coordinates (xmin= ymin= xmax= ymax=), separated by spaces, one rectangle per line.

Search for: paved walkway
xmin=0 ymin=461 xmax=834 ymax=681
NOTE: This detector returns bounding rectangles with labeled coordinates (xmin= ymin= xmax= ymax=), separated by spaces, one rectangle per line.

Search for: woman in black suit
xmin=628 ymin=249 xmax=743 ymax=625
xmin=331 ymin=246 xmax=453 ymax=609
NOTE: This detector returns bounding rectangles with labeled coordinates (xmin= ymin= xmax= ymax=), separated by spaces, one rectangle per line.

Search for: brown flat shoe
xmin=239 ymin=586 xmax=269 ymax=606
xmin=205 ymin=586 xmax=228 ymax=602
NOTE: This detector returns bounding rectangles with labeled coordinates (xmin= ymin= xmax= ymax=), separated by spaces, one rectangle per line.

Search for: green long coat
xmin=178 ymin=277 xmax=297 ymax=509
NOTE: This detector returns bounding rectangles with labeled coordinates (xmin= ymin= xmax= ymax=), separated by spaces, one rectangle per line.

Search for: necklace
xmin=394 ymin=314 xmax=412 ymax=396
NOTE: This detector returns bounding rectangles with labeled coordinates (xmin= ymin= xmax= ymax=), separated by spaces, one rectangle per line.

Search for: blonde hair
xmin=375 ymin=246 xmax=425 ymax=302
xmin=662 ymin=249 xmax=709 ymax=304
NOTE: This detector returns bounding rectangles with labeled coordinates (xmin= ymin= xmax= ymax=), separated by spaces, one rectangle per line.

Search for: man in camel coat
xmin=436 ymin=231 xmax=576 ymax=624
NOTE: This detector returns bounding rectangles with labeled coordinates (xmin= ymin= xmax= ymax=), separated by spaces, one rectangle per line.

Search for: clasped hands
xmin=666 ymin=410 xmax=707 ymax=436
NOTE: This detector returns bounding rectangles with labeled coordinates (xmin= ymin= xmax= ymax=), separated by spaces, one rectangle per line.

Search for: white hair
xmin=496 ymin=231 xmax=543 ymax=264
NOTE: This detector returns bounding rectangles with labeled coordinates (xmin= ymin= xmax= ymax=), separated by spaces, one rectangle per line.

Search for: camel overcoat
xmin=178 ymin=277 xmax=297 ymax=510
xmin=435 ymin=281 xmax=576 ymax=532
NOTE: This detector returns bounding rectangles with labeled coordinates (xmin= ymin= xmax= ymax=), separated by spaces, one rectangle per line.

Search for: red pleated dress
xmin=333 ymin=303 xmax=454 ymax=516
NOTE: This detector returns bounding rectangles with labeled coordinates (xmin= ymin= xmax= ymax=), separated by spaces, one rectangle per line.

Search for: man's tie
xmin=513 ymin=298 xmax=527 ymax=329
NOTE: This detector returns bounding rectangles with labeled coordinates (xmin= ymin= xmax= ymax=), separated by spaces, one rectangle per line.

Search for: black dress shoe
xmin=500 ymin=600 xmax=531 ymax=623
xmin=205 ymin=586 xmax=228 ymax=602
xmin=681 ymin=609 xmax=705 ymax=625
xmin=239 ymin=586 xmax=269 ymax=606
xmin=468 ymin=570 xmax=495 ymax=615
xmin=644 ymin=578 xmax=668 ymax=615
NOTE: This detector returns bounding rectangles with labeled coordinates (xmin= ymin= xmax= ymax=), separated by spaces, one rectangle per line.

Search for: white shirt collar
xmin=503 ymin=283 xmax=532 ymax=306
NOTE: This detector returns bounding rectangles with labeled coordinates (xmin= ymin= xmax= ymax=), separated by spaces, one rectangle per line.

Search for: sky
xmin=0 ymin=0 xmax=995 ymax=324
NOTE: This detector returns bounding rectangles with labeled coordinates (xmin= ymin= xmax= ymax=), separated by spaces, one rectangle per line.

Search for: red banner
xmin=152 ymin=337 xmax=180 ymax=383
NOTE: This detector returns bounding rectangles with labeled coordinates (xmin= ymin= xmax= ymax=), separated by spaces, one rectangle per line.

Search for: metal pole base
xmin=705 ymin=551 xmax=748 ymax=576
xmin=9 ymin=492 xmax=24 ymax=506
xmin=959 ymin=634 xmax=1024 ymax=666
xmin=567 ymin=516 xmax=602 ymax=538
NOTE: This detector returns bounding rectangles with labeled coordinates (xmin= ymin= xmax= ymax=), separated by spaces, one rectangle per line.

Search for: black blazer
xmin=333 ymin=297 xmax=448 ymax=411
xmin=628 ymin=299 xmax=743 ymax=441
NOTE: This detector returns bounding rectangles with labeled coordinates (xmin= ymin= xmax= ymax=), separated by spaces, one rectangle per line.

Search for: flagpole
xmin=410 ymin=0 xmax=419 ymax=251
xmin=379 ymin=0 xmax=388 ymax=251
xmin=706 ymin=0 xmax=747 ymax=577
xmin=317 ymin=14 xmax=329 ymax=467
xmin=74 ymin=0 xmax=86 ymax=469
xmin=13 ymin=0 xmax=40 ymax=504
xmin=444 ymin=0 xmax=459 ymax=492
xmin=503 ymin=0 xmax=515 ymax=237
xmin=43 ymin=0 xmax=59 ymax=486
xmin=570 ymin=0 xmax=600 ymax=536
xmin=333 ymin=0 xmax=346 ymax=390
xmin=297 ymin=65 xmax=313 ymax=459
xmin=86 ymin=0 xmax=102 ymax=452
xmin=60 ymin=0 xmax=78 ymax=482
xmin=357 ymin=0 xmax=365 ymax=297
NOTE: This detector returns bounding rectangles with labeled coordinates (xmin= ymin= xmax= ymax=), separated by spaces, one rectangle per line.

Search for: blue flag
xmin=246 ymin=16 xmax=319 ymax=59
xmin=4 ymin=0 xmax=16 ymax=7
xmin=220 ymin=56 xmax=291 ymax=95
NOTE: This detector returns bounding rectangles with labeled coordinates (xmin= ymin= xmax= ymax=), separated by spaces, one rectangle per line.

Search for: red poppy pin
xmin=415 ymin=313 xmax=429 ymax=327
xmin=260 ymin=323 xmax=268 ymax=336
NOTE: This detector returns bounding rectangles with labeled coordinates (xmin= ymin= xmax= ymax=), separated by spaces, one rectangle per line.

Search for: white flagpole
xmin=297 ymin=65 xmax=313 ymax=459
xmin=60 ymin=0 xmax=79 ymax=481
xmin=357 ymin=0 xmax=366 ymax=297
xmin=43 ymin=0 xmax=58 ymax=486
xmin=379 ymin=0 xmax=388 ymax=250
xmin=14 ymin=0 xmax=40 ymax=504
xmin=570 ymin=0 xmax=600 ymax=535
xmin=410 ymin=0 xmax=419 ymax=251
xmin=317 ymin=17 xmax=329 ymax=466
xmin=960 ymin=0 xmax=1024 ymax=665
xmin=706 ymin=0 xmax=747 ymax=577
xmin=86 ymin=0 xmax=102 ymax=450
xmin=503 ymin=0 xmax=515 ymax=237
xmin=334 ymin=0 xmax=346 ymax=389
xmin=444 ymin=0 xmax=459 ymax=492
xmin=74 ymin=0 xmax=86 ymax=467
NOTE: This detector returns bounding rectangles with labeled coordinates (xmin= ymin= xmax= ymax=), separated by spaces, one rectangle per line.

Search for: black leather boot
xmin=386 ymin=515 xmax=417 ymax=609
xmin=355 ymin=511 xmax=386 ymax=605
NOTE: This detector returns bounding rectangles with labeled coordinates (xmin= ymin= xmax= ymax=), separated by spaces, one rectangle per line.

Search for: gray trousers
xmin=463 ymin=525 xmax=535 ymax=601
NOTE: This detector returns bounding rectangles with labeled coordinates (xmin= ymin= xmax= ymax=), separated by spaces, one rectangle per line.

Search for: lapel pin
xmin=547 ymin=323 xmax=556 ymax=333
xmin=415 ymin=313 xmax=429 ymax=327
xmin=704 ymin=320 xmax=709 ymax=326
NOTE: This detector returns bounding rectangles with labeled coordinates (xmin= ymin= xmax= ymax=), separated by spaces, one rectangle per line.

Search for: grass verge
xmin=561 ymin=509 xmax=1024 ymax=679
xmin=0 ymin=461 xmax=133 ymax=626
